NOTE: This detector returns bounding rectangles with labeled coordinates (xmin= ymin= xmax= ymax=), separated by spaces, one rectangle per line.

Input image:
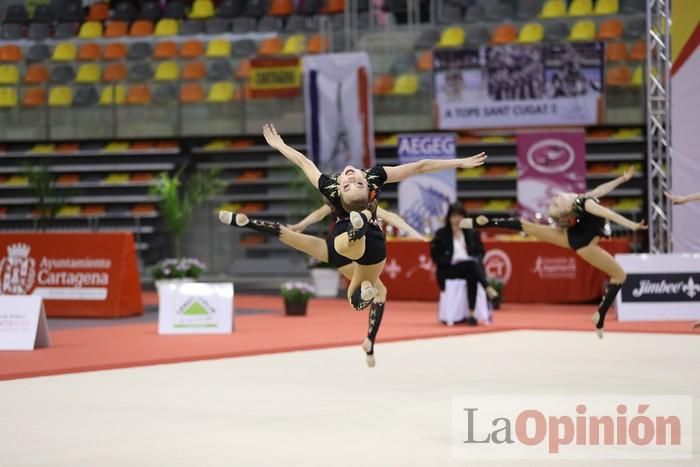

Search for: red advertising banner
xmin=0 ymin=233 xmax=143 ymax=317
xmin=516 ymin=130 xmax=587 ymax=218
xmin=249 ymin=57 xmax=301 ymax=99
xmin=382 ymin=239 xmax=629 ymax=303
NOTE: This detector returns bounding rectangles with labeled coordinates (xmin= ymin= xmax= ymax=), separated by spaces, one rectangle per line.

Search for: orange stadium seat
xmin=22 ymin=88 xmax=46 ymax=107
xmin=307 ymin=35 xmax=329 ymax=54
xmin=0 ymin=45 xmax=22 ymax=62
xmin=126 ymin=84 xmax=151 ymax=105
xmin=180 ymin=40 xmax=204 ymax=59
xmin=269 ymin=0 xmax=294 ymax=16
xmin=235 ymin=59 xmax=251 ymax=79
xmin=258 ymin=37 xmax=283 ymax=55
xmin=183 ymin=61 xmax=206 ymax=80
xmin=606 ymin=65 xmax=632 ymax=86
xmin=78 ymin=43 xmax=101 ymax=61
xmin=130 ymin=20 xmax=154 ymax=37
xmin=630 ymin=40 xmax=646 ymax=61
xmin=103 ymin=63 xmax=127 ymax=82
xmin=154 ymin=41 xmax=178 ymax=60
xmin=88 ymin=2 xmax=110 ymax=21
xmin=103 ymin=43 xmax=127 ymax=61
xmin=491 ymin=23 xmax=517 ymax=44
xmin=598 ymin=18 xmax=623 ymax=40
xmin=606 ymin=42 xmax=628 ymax=62
xmin=320 ymin=0 xmax=344 ymax=14
xmin=372 ymin=75 xmax=394 ymax=95
xmin=180 ymin=83 xmax=205 ymax=103
xmin=24 ymin=64 xmax=49 ymax=84
xmin=104 ymin=21 xmax=128 ymax=38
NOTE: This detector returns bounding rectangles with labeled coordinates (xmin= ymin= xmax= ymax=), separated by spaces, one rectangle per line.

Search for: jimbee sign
xmin=615 ymin=254 xmax=700 ymax=321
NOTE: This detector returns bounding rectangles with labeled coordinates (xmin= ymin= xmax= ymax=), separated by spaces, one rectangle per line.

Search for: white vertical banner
xmin=397 ymin=134 xmax=457 ymax=234
xmin=303 ymin=52 xmax=374 ymax=174
xmin=157 ymin=282 xmax=234 ymax=335
xmin=670 ymin=26 xmax=700 ymax=252
xmin=0 ymin=296 xmax=51 ymax=351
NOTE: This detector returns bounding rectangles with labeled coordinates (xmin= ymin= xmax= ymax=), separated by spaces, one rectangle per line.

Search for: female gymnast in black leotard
xmin=461 ymin=167 xmax=647 ymax=338
xmin=219 ymin=123 xmax=487 ymax=366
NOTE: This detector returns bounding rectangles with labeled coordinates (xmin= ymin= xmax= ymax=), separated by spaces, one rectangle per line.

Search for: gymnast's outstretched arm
xmin=665 ymin=191 xmax=700 ymax=205
xmin=585 ymin=167 xmax=634 ymax=198
xmin=376 ymin=207 xmax=425 ymax=240
xmin=383 ymin=153 xmax=487 ymax=183
xmin=583 ymin=199 xmax=647 ymax=231
xmin=263 ymin=123 xmax=321 ymax=187
xmin=288 ymin=204 xmax=332 ymax=232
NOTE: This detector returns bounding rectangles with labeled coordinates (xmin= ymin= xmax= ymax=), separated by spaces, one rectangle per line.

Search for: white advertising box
xmin=615 ymin=253 xmax=700 ymax=321
xmin=157 ymin=282 xmax=234 ymax=334
xmin=0 ymin=296 xmax=51 ymax=350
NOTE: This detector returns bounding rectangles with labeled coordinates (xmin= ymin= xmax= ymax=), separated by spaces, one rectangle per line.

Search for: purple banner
xmin=516 ymin=131 xmax=586 ymax=219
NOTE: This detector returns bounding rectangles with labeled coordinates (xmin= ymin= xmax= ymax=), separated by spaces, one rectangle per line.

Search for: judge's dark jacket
xmin=430 ymin=227 xmax=486 ymax=291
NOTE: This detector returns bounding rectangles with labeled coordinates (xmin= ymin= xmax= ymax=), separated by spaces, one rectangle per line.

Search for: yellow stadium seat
xmin=569 ymin=20 xmax=596 ymax=41
xmin=280 ymin=34 xmax=305 ymax=55
xmin=207 ymin=82 xmax=234 ymax=102
xmin=437 ymin=26 xmax=465 ymax=48
xmin=205 ymin=39 xmax=231 ymax=57
xmin=56 ymin=206 xmax=81 ymax=217
xmin=392 ymin=74 xmax=418 ymax=95
xmin=518 ymin=22 xmax=544 ymax=43
xmin=52 ymin=43 xmax=77 ymax=61
xmin=79 ymin=21 xmax=103 ymax=38
xmin=595 ymin=0 xmax=619 ymax=15
xmin=29 ymin=144 xmax=55 ymax=153
xmin=0 ymin=87 xmax=17 ymax=107
xmin=154 ymin=61 xmax=179 ymax=80
xmin=154 ymin=18 xmax=179 ymax=36
xmin=76 ymin=64 xmax=101 ymax=83
xmin=539 ymin=0 xmax=565 ymax=18
xmin=0 ymin=65 xmax=19 ymax=84
xmin=49 ymin=86 xmax=73 ymax=106
xmin=100 ymin=85 xmax=126 ymax=105
xmin=632 ymin=66 xmax=643 ymax=86
xmin=189 ymin=0 xmax=214 ymax=18
xmin=6 ymin=175 xmax=29 ymax=185
xmin=568 ymin=0 xmax=593 ymax=16
xmin=104 ymin=142 xmax=130 ymax=151
xmin=102 ymin=173 xmax=130 ymax=184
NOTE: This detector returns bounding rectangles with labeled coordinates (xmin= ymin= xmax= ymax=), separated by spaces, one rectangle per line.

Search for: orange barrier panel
xmin=382 ymin=239 xmax=630 ymax=302
xmin=0 ymin=233 xmax=143 ymax=317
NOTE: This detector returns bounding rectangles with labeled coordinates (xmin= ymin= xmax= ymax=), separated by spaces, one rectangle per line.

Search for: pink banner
xmin=516 ymin=131 xmax=587 ymax=219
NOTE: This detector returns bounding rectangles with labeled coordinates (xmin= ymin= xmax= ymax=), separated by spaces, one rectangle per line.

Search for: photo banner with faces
xmin=434 ymin=42 xmax=604 ymax=129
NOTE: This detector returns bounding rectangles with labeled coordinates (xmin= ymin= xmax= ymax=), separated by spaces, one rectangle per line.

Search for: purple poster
xmin=516 ymin=131 xmax=587 ymax=219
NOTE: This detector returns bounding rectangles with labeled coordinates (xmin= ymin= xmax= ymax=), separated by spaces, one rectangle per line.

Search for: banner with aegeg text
xmin=0 ymin=233 xmax=143 ymax=318
xmin=249 ymin=57 xmax=301 ymax=99
xmin=434 ymin=42 xmax=603 ymax=129
xmin=397 ymin=134 xmax=456 ymax=235
xmin=516 ymin=130 xmax=587 ymax=219
xmin=303 ymin=52 xmax=374 ymax=174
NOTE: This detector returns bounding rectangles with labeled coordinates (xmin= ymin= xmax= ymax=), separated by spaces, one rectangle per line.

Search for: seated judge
xmin=430 ymin=202 xmax=498 ymax=325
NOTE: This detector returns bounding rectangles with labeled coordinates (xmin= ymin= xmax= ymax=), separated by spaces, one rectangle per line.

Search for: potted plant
xmin=488 ymin=277 xmax=505 ymax=310
xmin=280 ymin=281 xmax=315 ymax=316
xmin=150 ymin=166 xmax=226 ymax=259
xmin=152 ymin=257 xmax=207 ymax=289
xmin=308 ymin=259 xmax=341 ymax=298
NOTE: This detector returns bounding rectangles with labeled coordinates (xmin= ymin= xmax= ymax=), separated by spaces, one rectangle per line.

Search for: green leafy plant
xmin=24 ymin=163 xmax=67 ymax=229
xmin=487 ymin=278 xmax=504 ymax=296
xmin=150 ymin=167 xmax=226 ymax=258
xmin=280 ymin=281 xmax=315 ymax=304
